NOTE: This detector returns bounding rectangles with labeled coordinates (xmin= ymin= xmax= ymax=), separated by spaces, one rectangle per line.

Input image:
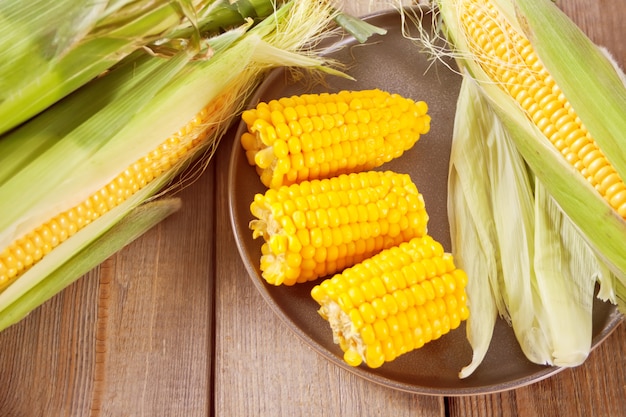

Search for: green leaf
xmin=0 ymin=198 xmax=182 ymax=331
xmin=333 ymin=12 xmax=388 ymax=44
xmin=514 ymin=0 xmax=626 ymax=189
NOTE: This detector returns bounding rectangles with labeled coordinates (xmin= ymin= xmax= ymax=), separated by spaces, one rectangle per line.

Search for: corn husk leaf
xmin=333 ymin=12 xmax=388 ymax=43
xmin=531 ymin=180 xmax=600 ymax=366
xmin=449 ymin=73 xmax=607 ymax=376
xmin=0 ymin=0 xmax=199 ymax=134
xmin=0 ymin=199 xmax=182 ymax=330
xmin=448 ymin=75 xmax=500 ymax=378
xmin=450 ymin=73 xmax=540 ymax=373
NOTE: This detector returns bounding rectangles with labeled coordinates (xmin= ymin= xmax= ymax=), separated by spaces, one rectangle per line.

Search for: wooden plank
xmin=89 ymin=187 xmax=214 ymax=417
xmin=0 ymin=271 xmax=99 ymax=416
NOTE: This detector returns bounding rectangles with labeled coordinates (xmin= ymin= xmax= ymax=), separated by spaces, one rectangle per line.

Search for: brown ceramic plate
xmin=227 ymin=7 xmax=622 ymax=395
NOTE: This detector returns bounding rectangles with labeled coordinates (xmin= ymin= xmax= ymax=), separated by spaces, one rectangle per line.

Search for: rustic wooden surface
xmin=1 ymin=1 xmax=625 ymax=416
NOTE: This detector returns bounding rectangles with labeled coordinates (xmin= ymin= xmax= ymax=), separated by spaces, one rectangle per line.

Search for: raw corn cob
xmin=437 ymin=0 xmax=626 ymax=278
xmin=0 ymin=89 xmax=230 ymax=292
xmin=249 ymin=170 xmax=429 ymax=285
xmin=311 ymin=235 xmax=470 ymax=368
xmin=455 ymin=0 xmax=626 ymax=217
xmin=240 ymin=89 xmax=431 ymax=188
xmin=434 ymin=0 xmax=626 ymax=375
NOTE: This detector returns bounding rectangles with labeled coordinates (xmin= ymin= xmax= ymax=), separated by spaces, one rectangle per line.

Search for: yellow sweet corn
xmin=311 ymin=235 xmax=470 ymax=368
xmin=436 ymin=0 xmax=626 ymax=278
xmin=249 ymin=171 xmax=429 ymax=285
xmin=240 ymin=89 xmax=431 ymax=188
xmin=0 ymin=94 xmax=227 ymax=292
xmin=456 ymin=0 xmax=626 ymax=217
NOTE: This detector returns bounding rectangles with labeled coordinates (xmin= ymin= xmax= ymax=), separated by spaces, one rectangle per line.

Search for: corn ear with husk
xmin=433 ymin=0 xmax=626 ymax=374
xmin=437 ymin=0 xmax=626 ymax=284
xmin=0 ymin=199 xmax=183 ymax=329
xmin=0 ymin=0 xmax=351 ymax=331
xmin=0 ymin=0 xmax=296 ymax=135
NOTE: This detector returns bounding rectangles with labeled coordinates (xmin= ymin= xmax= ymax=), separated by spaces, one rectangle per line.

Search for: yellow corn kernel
xmin=312 ymin=235 xmax=470 ymax=368
xmin=240 ymin=89 xmax=431 ymax=189
xmin=249 ymin=171 xmax=429 ymax=286
xmin=459 ymin=0 xmax=626 ymax=218
xmin=0 ymin=94 xmax=229 ymax=292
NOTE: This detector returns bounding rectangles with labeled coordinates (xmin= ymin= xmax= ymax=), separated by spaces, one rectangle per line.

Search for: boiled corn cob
xmin=249 ymin=170 xmax=429 ymax=285
xmin=311 ymin=235 xmax=470 ymax=368
xmin=240 ymin=89 xmax=431 ymax=188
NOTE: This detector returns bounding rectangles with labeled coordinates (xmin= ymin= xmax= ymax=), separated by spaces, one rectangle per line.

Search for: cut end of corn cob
xmin=249 ymin=171 xmax=429 ymax=286
xmin=457 ymin=0 xmax=626 ymax=218
xmin=240 ymin=89 xmax=431 ymax=188
xmin=311 ymin=235 xmax=470 ymax=368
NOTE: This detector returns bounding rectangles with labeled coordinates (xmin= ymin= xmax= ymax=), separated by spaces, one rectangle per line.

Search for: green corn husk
xmin=432 ymin=0 xmax=626 ymax=376
xmin=0 ymin=199 xmax=182 ymax=330
xmin=447 ymin=75 xmax=500 ymax=378
xmin=436 ymin=0 xmax=626 ymax=287
xmin=449 ymin=74 xmax=610 ymax=377
xmin=0 ymin=0 xmax=352 ymax=331
xmin=0 ymin=0 xmax=295 ymax=135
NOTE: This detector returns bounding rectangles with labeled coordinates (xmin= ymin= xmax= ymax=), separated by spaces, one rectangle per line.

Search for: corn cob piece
xmin=249 ymin=170 xmax=429 ymax=285
xmin=240 ymin=89 xmax=431 ymax=188
xmin=455 ymin=0 xmax=626 ymax=218
xmin=311 ymin=235 xmax=470 ymax=368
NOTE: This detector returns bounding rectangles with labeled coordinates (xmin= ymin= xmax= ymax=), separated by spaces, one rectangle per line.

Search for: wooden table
xmin=1 ymin=1 xmax=625 ymax=416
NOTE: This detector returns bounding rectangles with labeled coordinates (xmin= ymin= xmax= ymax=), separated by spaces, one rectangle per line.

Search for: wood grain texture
xmin=0 ymin=1 xmax=624 ymax=417
xmin=448 ymin=323 xmax=626 ymax=417
xmin=0 ymin=271 xmax=99 ymax=417
xmin=90 ymin=197 xmax=214 ymax=417
xmin=0 ymin=172 xmax=215 ymax=417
